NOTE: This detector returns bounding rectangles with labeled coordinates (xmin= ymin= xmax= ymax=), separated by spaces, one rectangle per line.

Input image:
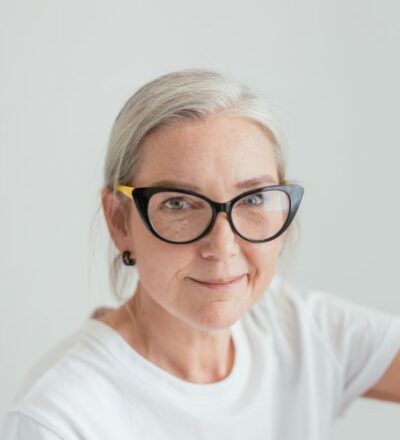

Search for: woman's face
xmin=114 ymin=114 xmax=285 ymax=331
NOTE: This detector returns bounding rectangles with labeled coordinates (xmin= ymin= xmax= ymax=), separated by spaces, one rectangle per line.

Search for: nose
xmin=198 ymin=212 xmax=240 ymax=260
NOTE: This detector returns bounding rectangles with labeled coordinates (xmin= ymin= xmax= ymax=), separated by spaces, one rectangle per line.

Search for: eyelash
xmin=163 ymin=198 xmax=190 ymax=210
xmin=241 ymin=193 xmax=264 ymax=206
xmin=162 ymin=193 xmax=265 ymax=211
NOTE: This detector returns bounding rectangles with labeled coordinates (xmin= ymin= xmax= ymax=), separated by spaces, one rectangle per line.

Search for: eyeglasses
xmin=115 ymin=184 xmax=304 ymax=244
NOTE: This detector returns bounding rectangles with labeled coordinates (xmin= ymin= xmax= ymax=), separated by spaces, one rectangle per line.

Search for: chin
xmin=190 ymin=306 xmax=244 ymax=332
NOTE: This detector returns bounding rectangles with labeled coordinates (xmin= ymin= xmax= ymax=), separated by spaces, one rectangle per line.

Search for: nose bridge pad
xmin=212 ymin=202 xmax=234 ymax=234
xmin=215 ymin=201 xmax=231 ymax=214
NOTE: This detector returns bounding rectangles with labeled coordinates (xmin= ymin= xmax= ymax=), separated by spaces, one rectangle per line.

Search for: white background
xmin=1 ymin=0 xmax=399 ymax=437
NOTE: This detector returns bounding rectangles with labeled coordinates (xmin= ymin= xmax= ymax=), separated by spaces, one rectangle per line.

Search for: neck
xmin=123 ymin=283 xmax=235 ymax=384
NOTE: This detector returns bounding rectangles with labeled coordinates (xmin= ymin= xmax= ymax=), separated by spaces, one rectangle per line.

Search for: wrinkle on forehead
xmin=134 ymin=114 xmax=279 ymax=197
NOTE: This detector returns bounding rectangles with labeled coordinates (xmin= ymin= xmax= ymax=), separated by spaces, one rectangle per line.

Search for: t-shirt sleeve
xmin=307 ymin=289 xmax=400 ymax=417
xmin=0 ymin=412 xmax=63 ymax=440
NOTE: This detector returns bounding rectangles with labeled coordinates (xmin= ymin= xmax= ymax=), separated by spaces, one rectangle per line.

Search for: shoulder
xmin=250 ymin=274 xmax=326 ymax=336
xmin=250 ymin=275 xmax=400 ymax=365
xmin=3 ymin=317 xmax=154 ymax=437
xmin=9 ymin=320 xmax=121 ymax=425
xmin=245 ymin=275 xmax=333 ymax=364
xmin=13 ymin=329 xmax=81 ymax=403
xmin=254 ymin=274 xmax=389 ymax=333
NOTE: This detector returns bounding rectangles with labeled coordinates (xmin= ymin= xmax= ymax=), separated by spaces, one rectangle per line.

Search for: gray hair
xmin=98 ymin=68 xmax=301 ymax=300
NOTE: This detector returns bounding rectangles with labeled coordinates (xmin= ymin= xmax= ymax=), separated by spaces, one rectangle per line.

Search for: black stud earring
xmin=122 ymin=250 xmax=136 ymax=266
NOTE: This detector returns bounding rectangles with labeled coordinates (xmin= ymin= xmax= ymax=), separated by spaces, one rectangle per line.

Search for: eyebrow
xmin=149 ymin=174 xmax=279 ymax=192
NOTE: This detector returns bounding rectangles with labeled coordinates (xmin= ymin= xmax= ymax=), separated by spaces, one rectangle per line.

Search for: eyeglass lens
xmin=147 ymin=189 xmax=290 ymax=242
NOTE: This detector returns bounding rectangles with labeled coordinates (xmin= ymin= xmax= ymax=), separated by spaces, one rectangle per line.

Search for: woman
xmin=2 ymin=69 xmax=400 ymax=439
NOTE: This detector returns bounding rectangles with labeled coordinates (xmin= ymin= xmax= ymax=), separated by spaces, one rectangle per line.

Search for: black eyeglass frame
xmin=116 ymin=184 xmax=304 ymax=245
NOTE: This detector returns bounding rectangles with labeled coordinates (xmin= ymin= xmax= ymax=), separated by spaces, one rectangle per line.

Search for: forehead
xmin=135 ymin=114 xmax=279 ymax=193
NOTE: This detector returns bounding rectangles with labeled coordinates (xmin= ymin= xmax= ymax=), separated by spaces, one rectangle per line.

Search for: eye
xmin=163 ymin=197 xmax=190 ymax=210
xmin=241 ymin=193 xmax=264 ymax=206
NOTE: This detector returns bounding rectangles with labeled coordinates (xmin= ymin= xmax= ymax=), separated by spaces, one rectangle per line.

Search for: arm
xmin=362 ymin=350 xmax=400 ymax=403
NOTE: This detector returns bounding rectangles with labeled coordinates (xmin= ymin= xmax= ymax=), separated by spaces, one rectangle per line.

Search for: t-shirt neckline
xmin=82 ymin=314 xmax=246 ymax=406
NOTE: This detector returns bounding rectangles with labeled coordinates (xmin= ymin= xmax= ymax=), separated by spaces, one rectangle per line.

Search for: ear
xmin=101 ymin=188 xmax=132 ymax=254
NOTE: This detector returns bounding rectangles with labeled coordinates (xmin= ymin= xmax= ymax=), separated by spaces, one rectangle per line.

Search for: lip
xmin=193 ymin=275 xmax=244 ymax=284
xmin=189 ymin=274 xmax=246 ymax=290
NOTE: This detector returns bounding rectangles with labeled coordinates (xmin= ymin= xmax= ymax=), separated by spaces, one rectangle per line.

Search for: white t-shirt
xmin=2 ymin=275 xmax=400 ymax=439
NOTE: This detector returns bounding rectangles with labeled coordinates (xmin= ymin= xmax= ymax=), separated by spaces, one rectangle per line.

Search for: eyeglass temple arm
xmin=116 ymin=185 xmax=135 ymax=200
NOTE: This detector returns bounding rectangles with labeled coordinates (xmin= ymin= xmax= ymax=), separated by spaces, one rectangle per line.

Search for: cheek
xmin=130 ymin=210 xmax=198 ymax=270
xmin=248 ymin=239 xmax=282 ymax=265
xmin=246 ymin=242 xmax=281 ymax=285
xmin=134 ymin=231 xmax=194 ymax=283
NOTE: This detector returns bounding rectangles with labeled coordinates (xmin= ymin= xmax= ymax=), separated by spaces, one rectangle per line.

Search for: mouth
xmin=189 ymin=275 xmax=246 ymax=291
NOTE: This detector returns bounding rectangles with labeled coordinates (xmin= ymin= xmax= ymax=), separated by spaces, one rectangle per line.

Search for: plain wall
xmin=1 ymin=0 xmax=399 ymax=437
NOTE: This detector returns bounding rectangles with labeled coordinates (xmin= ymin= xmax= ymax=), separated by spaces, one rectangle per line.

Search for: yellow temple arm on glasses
xmin=116 ymin=185 xmax=135 ymax=200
